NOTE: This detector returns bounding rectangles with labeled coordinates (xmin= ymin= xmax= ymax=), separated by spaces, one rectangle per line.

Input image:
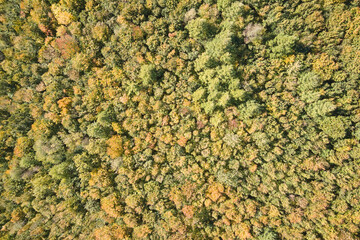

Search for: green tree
xmin=139 ymin=64 xmax=160 ymax=86
xmin=319 ymin=117 xmax=348 ymax=140
xmin=186 ymin=18 xmax=215 ymax=41
xmin=269 ymin=33 xmax=297 ymax=58
xmin=87 ymin=122 xmax=111 ymax=139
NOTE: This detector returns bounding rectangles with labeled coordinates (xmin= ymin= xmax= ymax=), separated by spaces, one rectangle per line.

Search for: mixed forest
xmin=1 ymin=0 xmax=360 ymax=239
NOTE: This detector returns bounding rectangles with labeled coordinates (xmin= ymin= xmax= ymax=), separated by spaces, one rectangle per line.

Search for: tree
xmin=139 ymin=64 xmax=159 ymax=86
xmin=239 ymin=100 xmax=262 ymax=120
xmin=87 ymin=122 xmax=111 ymax=139
xmin=51 ymin=4 xmax=76 ymax=25
xmin=306 ymin=99 xmax=336 ymax=118
xmin=186 ymin=18 xmax=215 ymax=41
xmin=92 ymin=22 xmax=109 ymax=41
xmin=319 ymin=117 xmax=347 ymax=140
xmin=33 ymin=136 xmax=65 ymax=164
xmin=269 ymin=33 xmax=297 ymax=58
xmin=49 ymin=161 xmax=73 ymax=180
xmin=243 ymin=23 xmax=264 ymax=44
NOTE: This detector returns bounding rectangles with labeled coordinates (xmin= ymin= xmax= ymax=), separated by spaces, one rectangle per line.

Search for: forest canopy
xmin=0 ymin=0 xmax=360 ymax=239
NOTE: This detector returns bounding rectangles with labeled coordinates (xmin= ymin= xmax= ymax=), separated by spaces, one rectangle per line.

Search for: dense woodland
xmin=0 ymin=0 xmax=360 ymax=239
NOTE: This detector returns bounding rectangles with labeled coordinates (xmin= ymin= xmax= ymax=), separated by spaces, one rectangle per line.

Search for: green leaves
xmin=239 ymin=100 xmax=262 ymax=120
xmin=186 ymin=18 xmax=216 ymax=41
xmin=97 ymin=107 xmax=115 ymax=128
xmin=306 ymin=99 xmax=337 ymax=118
xmin=258 ymin=228 xmax=279 ymax=240
xmin=192 ymin=87 xmax=206 ymax=102
xmin=92 ymin=22 xmax=110 ymax=41
xmin=269 ymin=33 xmax=297 ymax=58
xmin=298 ymin=72 xmax=322 ymax=103
xmin=49 ymin=161 xmax=72 ymax=180
xmin=319 ymin=116 xmax=348 ymax=140
xmin=34 ymin=137 xmax=65 ymax=164
xmin=139 ymin=64 xmax=160 ymax=86
xmin=87 ymin=122 xmax=111 ymax=139
xmin=217 ymin=0 xmax=235 ymax=11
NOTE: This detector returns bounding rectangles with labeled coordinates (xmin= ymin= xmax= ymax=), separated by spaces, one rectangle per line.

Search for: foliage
xmin=0 ymin=0 xmax=359 ymax=239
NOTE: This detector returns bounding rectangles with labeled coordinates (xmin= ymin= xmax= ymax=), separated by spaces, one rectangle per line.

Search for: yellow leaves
xmin=154 ymin=54 xmax=163 ymax=66
xmin=13 ymin=89 xmax=33 ymax=103
xmin=312 ymin=53 xmax=339 ymax=80
xmin=287 ymin=209 xmax=303 ymax=224
xmin=135 ymin=52 xmax=145 ymax=64
xmin=163 ymin=210 xmax=184 ymax=233
xmin=132 ymin=136 xmax=143 ymax=154
xmin=93 ymin=22 xmax=109 ymax=41
xmin=133 ymin=225 xmax=152 ymax=239
xmin=71 ymin=53 xmax=90 ymax=72
xmin=352 ymin=211 xmax=360 ymax=225
xmin=346 ymin=7 xmax=360 ymax=38
xmin=93 ymin=225 xmax=127 ymax=240
xmin=51 ymin=4 xmax=75 ymax=25
xmin=247 ymin=119 xmax=265 ymax=134
xmin=101 ymin=194 xmax=123 ymax=218
xmin=273 ymin=146 xmax=283 ymax=156
xmin=181 ymin=181 xmax=196 ymax=201
xmin=301 ymin=157 xmax=328 ymax=171
xmin=145 ymin=51 xmax=154 ymax=63
xmin=169 ymin=188 xmax=183 ymax=209
xmin=132 ymin=26 xmax=143 ymax=40
xmin=162 ymin=115 xmax=169 ymax=126
xmin=30 ymin=119 xmax=52 ymax=139
xmin=13 ymin=137 xmax=31 ymax=158
xmin=340 ymin=45 xmax=360 ymax=74
xmin=305 ymin=11 xmax=324 ymax=30
xmin=145 ymin=0 xmax=153 ymax=9
xmin=181 ymin=205 xmax=194 ymax=219
xmin=73 ymin=86 xmax=82 ymax=95
xmin=233 ymin=222 xmax=252 ymax=239
xmin=323 ymin=0 xmax=347 ymax=6
xmin=47 ymin=58 xmax=65 ymax=76
xmin=89 ymin=188 xmax=100 ymax=199
xmin=30 ymin=226 xmax=46 ymax=238
xmin=119 ymin=94 xmax=129 ymax=105
xmin=0 ymin=14 xmax=5 ymax=23
xmin=89 ymin=169 xmax=112 ymax=188
xmin=125 ymin=194 xmax=141 ymax=209
xmin=170 ymin=110 xmax=180 ymax=125
xmin=0 ymin=96 xmax=10 ymax=111
xmin=175 ymin=57 xmax=186 ymax=71
xmin=137 ymin=101 xmax=149 ymax=115
xmin=207 ymin=182 xmax=224 ymax=202
xmin=144 ymin=132 xmax=153 ymax=144
xmin=110 ymin=123 xmax=121 ymax=135
xmin=210 ymin=129 xmax=221 ymax=141
xmin=305 ymin=205 xmax=325 ymax=221
xmin=284 ymin=55 xmax=295 ymax=65
xmin=123 ymin=213 xmax=138 ymax=228
xmin=243 ymin=200 xmax=257 ymax=219
xmin=249 ymin=164 xmax=257 ymax=173
xmin=210 ymin=141 xmax=221 ymax=157
xmin=224 ymin=206 xmax=238 ymax=223
xmin=10 ymin=208 xmax=24 ymax=223
xmin=106 ymin=135 xmax=124 ymax=159
xmin=57 ymin=97 xmax=72 ymax=116
xmin=160 ymin=132 xmax=173 ymax=145
xmin=177 ymin=136 xmax=188 ymax=147
xmin=268 ymin=205 xmax=280 ymax=218
xmin=244 ymin=146 xmax=258 ymax=162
